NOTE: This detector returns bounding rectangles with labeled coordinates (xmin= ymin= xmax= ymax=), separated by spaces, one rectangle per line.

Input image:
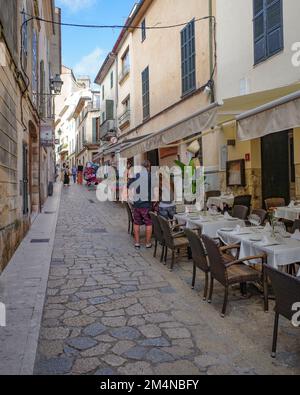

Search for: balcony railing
xmin=100 ymin=119 xmax=117 ymax=140
xmin=118 ymin=109 xmax=131 ymax=127
xmin=118 ymin=65 xmax=130 ymax=84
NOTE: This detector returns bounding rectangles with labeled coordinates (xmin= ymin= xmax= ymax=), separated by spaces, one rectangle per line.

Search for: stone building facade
xmin=0 ymin=0 xmax=61 ymax=272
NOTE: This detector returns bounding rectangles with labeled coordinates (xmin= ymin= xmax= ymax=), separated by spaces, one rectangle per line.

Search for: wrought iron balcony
xmin=118 ymin=109 xmax=131 ymax=128
xmin=100 ymin=119 xmax=117 ymax=140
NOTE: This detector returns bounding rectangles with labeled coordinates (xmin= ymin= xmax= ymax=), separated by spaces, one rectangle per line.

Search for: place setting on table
xmin=217 ymin=217 xmax=300 ymax=275
xmin=174 ymin=205 xmax=245 ymax=238
xmin=206 ymin=193 xmax=235 ymax=211
xmin=275 ymin=200 xmax=300 ymax=222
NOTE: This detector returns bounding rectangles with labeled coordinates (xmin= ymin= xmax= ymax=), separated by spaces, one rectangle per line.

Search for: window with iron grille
xmin=253 ymin=0 xmax=283 ymax=64
xmin=142 ymin=66 xmax=150 ymax=120
xmin=181 ymin=19 xmax=196 ymax=96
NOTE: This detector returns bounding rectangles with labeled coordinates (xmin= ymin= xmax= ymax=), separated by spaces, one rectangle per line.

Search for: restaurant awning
xmin=120 ymin=102 xmax=220 ymax=158
xmin=236 ymin=90 xmax=300 ymax=141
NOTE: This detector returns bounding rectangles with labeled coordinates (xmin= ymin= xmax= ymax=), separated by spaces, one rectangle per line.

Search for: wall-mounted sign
xmin=40 ymin=124 xmax=54 ymax=147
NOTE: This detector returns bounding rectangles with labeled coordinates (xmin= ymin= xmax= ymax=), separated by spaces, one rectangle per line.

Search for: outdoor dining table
xmin=275 ymin=206 xmax=300 ymax=222
xmin=217 ymin=227 xmax=300 ymax=277
xmin=207 ymin=195 xmax=235 ymax=211
xmin=174 ymin=213 xmax=245 ymax=238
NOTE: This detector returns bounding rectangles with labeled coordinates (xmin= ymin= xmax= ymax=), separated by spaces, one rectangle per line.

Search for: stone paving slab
xmin=33 ymin=185 xmax=300 ymax=375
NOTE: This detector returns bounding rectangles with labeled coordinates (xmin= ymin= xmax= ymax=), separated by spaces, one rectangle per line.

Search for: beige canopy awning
xmin=120 ymin=102 xmax=220 ymax=158
xmin=236 ymin=90 xmax=300 ymax=141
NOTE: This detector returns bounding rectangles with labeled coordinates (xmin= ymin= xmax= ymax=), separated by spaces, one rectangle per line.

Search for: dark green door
xmin=261 ymin=130 xmax=290 ymax=205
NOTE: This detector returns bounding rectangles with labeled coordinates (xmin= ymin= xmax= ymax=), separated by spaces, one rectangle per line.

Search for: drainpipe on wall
xmin=208 ymin=0 xmax=215 ymax=104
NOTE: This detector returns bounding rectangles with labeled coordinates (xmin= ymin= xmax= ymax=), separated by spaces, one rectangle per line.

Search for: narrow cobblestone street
xmin=34 ymin=185 xmax=300 ymax=375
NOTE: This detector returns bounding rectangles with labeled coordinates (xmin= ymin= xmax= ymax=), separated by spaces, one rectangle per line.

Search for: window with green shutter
xmin=142 ymin=66 xmax=150 ymax=120
xmin=253 ymin=0 xmax=283 ymax=64
xmin=181 ymin=19 xmax=196 ymax=96
xmin=92 ymin=118 xmax=97 ymax=143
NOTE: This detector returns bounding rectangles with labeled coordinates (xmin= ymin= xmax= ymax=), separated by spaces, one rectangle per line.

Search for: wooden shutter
xmin=266 ymin=0 xmax=283 ymax=57
xmin=92 ymin=118 xmax=97 ymax=143
xmin=253 ymin=0 xmax=283 ymax=64
xmin=181 ymin=20 xmax=196 ymax=95
xmin=106 ymin=100 xmax=114 ymax=120
xmin=253 ymin=0 xmax=266 ymax=63
xmin=142 ymin=67 xmax=150 ymax=120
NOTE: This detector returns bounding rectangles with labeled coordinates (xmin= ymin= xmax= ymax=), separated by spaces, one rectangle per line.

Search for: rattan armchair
xmin=202 ymin=235 xmax=268 ymax=317
xmin=184 ymin=228 xmax=210 ymax=300
xmin=265 ymin=266 xmax=300 ymax=358
xmin=158 ymin=216 xmax=189 ymax=271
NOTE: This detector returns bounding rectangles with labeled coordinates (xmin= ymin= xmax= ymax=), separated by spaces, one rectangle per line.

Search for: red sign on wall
xmin=245 ymin=153 xmax=251 ymax=162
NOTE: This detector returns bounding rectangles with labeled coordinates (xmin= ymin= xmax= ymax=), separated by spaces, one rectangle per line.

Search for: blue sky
xmin=56 ymin=0 xmax=137 ymax=82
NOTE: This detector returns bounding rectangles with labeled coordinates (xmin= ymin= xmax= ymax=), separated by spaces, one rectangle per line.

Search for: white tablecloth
xmin=275 ymin=207 xmax=300 ymax=222
xmin=207 ymin=196 xmax=235 ymax=210
xmin=175 ymin=213 xmax=245 ymax=238
xmin=218 ymin=228 xmax=300 ymax=276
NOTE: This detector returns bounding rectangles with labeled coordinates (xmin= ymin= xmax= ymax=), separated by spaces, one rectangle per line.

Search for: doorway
xmin=147 ymin=149 xmax=159 ymax=166
xmin=261 ymin=130 xmax=291 ymax=205
xmin=22 ymin=144 xmax=29 ymax=215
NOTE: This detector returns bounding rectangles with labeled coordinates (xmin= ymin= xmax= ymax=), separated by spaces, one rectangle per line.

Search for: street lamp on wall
xmin=50 ymin=74 xmax=63 ymax=95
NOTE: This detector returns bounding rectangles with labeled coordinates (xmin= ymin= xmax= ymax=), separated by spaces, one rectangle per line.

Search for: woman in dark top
xmin=77 ymin=161 xmax=84 ymax=185
xmin=64 ymin=166 xmax=70 ymax=186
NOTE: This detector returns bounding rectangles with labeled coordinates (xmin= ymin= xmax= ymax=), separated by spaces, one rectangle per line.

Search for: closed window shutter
xmin=181 ymin=20 xmax=196 ymax=95
xmin=92 ymin=118 xmax=97 ymax=143
xmin=142 ymin=67 xmax=150 ymax=120
xmin=253 ymin=0 xmax=266 ymax=63
xmin=266 ymin=0 xmax=283 ymax=56
xmin=253 ymin=0 xmax=283 ymax=64
xmin=106 ymin=100 xmax=114 ymax=120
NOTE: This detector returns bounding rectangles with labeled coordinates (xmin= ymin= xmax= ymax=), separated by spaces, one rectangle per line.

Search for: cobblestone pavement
xmin=34 ymin=185 xmax=300 ymax=375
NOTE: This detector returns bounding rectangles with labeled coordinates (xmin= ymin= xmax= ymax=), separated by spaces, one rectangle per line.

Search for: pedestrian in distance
xmin=71 ymin=165 xmax=77 ymax=184
xmin=63 ymin=166 xmax=71 ymax=187
xmin=77 ymin=161 xmax=84 ymax=185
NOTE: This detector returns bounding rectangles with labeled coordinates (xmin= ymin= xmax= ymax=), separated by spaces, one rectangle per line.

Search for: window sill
xmin=181 ymin=87 xmax=196 ymax=100
xmin=253 ymin=48 xmax=284 ymax=67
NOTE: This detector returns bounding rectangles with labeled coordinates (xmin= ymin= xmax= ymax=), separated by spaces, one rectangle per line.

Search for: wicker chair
xmin=205 ymin=190 xmax=221 ymax=200
xmin=149 ymin=212 xmax=165 ymax=262
xmin=233 ymin=195 xmax=252 ymax=209
xmin=232 ymin=205 xmax=249 ymax=220
xmin=292 ymin=219 xmax=300 ymax=232
xmin=265 ymin=266 xmax=300 ymax=358
xmin=251 ymin=209 xmax=268 ymax=225
xmin=202 ymin=235 xmax=267 ymax=317
xmin=158 ymin=216 xmax=189 ymax=271
xmin=124 ymin=202 xmax=134 ymax=235
xmin=265 ymin=198 xmax=286 ymax=211
xmin=184 ymin=229 xmax=210 ymax=300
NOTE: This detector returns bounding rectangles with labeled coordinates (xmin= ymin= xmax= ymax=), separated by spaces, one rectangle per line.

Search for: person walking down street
xmin=63 ymin=166 xmax=71 ymax=187
xmin=77 ymin=161 xmax=84 ymax=185
xmin=128 ymin=160 xmax=153 ymax=250
xmin=71 ymin=166 xmax=77 ymax=184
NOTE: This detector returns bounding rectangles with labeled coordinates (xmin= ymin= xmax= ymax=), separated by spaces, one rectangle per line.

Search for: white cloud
xmin=73 ymin=48 xmax=104 ymax=79
xmin=57 ymin=0 xmax=96 ymax=12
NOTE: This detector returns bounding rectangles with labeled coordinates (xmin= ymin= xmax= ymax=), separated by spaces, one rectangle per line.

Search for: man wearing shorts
xmin=128 ymin=160 xmax=153 ymax=250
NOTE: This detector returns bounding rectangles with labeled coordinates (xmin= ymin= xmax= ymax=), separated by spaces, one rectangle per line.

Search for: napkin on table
xmin=291 ymin=229 xmax=300 ymax=241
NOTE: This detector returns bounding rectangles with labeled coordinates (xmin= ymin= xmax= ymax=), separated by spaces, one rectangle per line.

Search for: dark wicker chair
xmin=184 ymin=228 xmax=210 ymax=300
xmin=292 ymin=219 xmax=300 ymax=232
xmin=205 ymin=190 xmax=221 ymax=200
xmin=232 ymin=205 xmax=249 ymax=220
xmin=158 ymin=216 xmax=189 ymax=271
xmin=265 ymin=266 xmax=300 ymax=358
xmin=149 ymin=212 xmax=165 ymax=262
xmin=265 ymin=198 xmax=285 ymax=211
xmin=202 ymin=235 xmax=267 ymax=317
xmin=251 ymin=209 xmax=268 ymax=225
xmin=124 ymin=202 xmax=134 ymax=235
xmin=233 ymin=195 xmax=252 ymax=209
